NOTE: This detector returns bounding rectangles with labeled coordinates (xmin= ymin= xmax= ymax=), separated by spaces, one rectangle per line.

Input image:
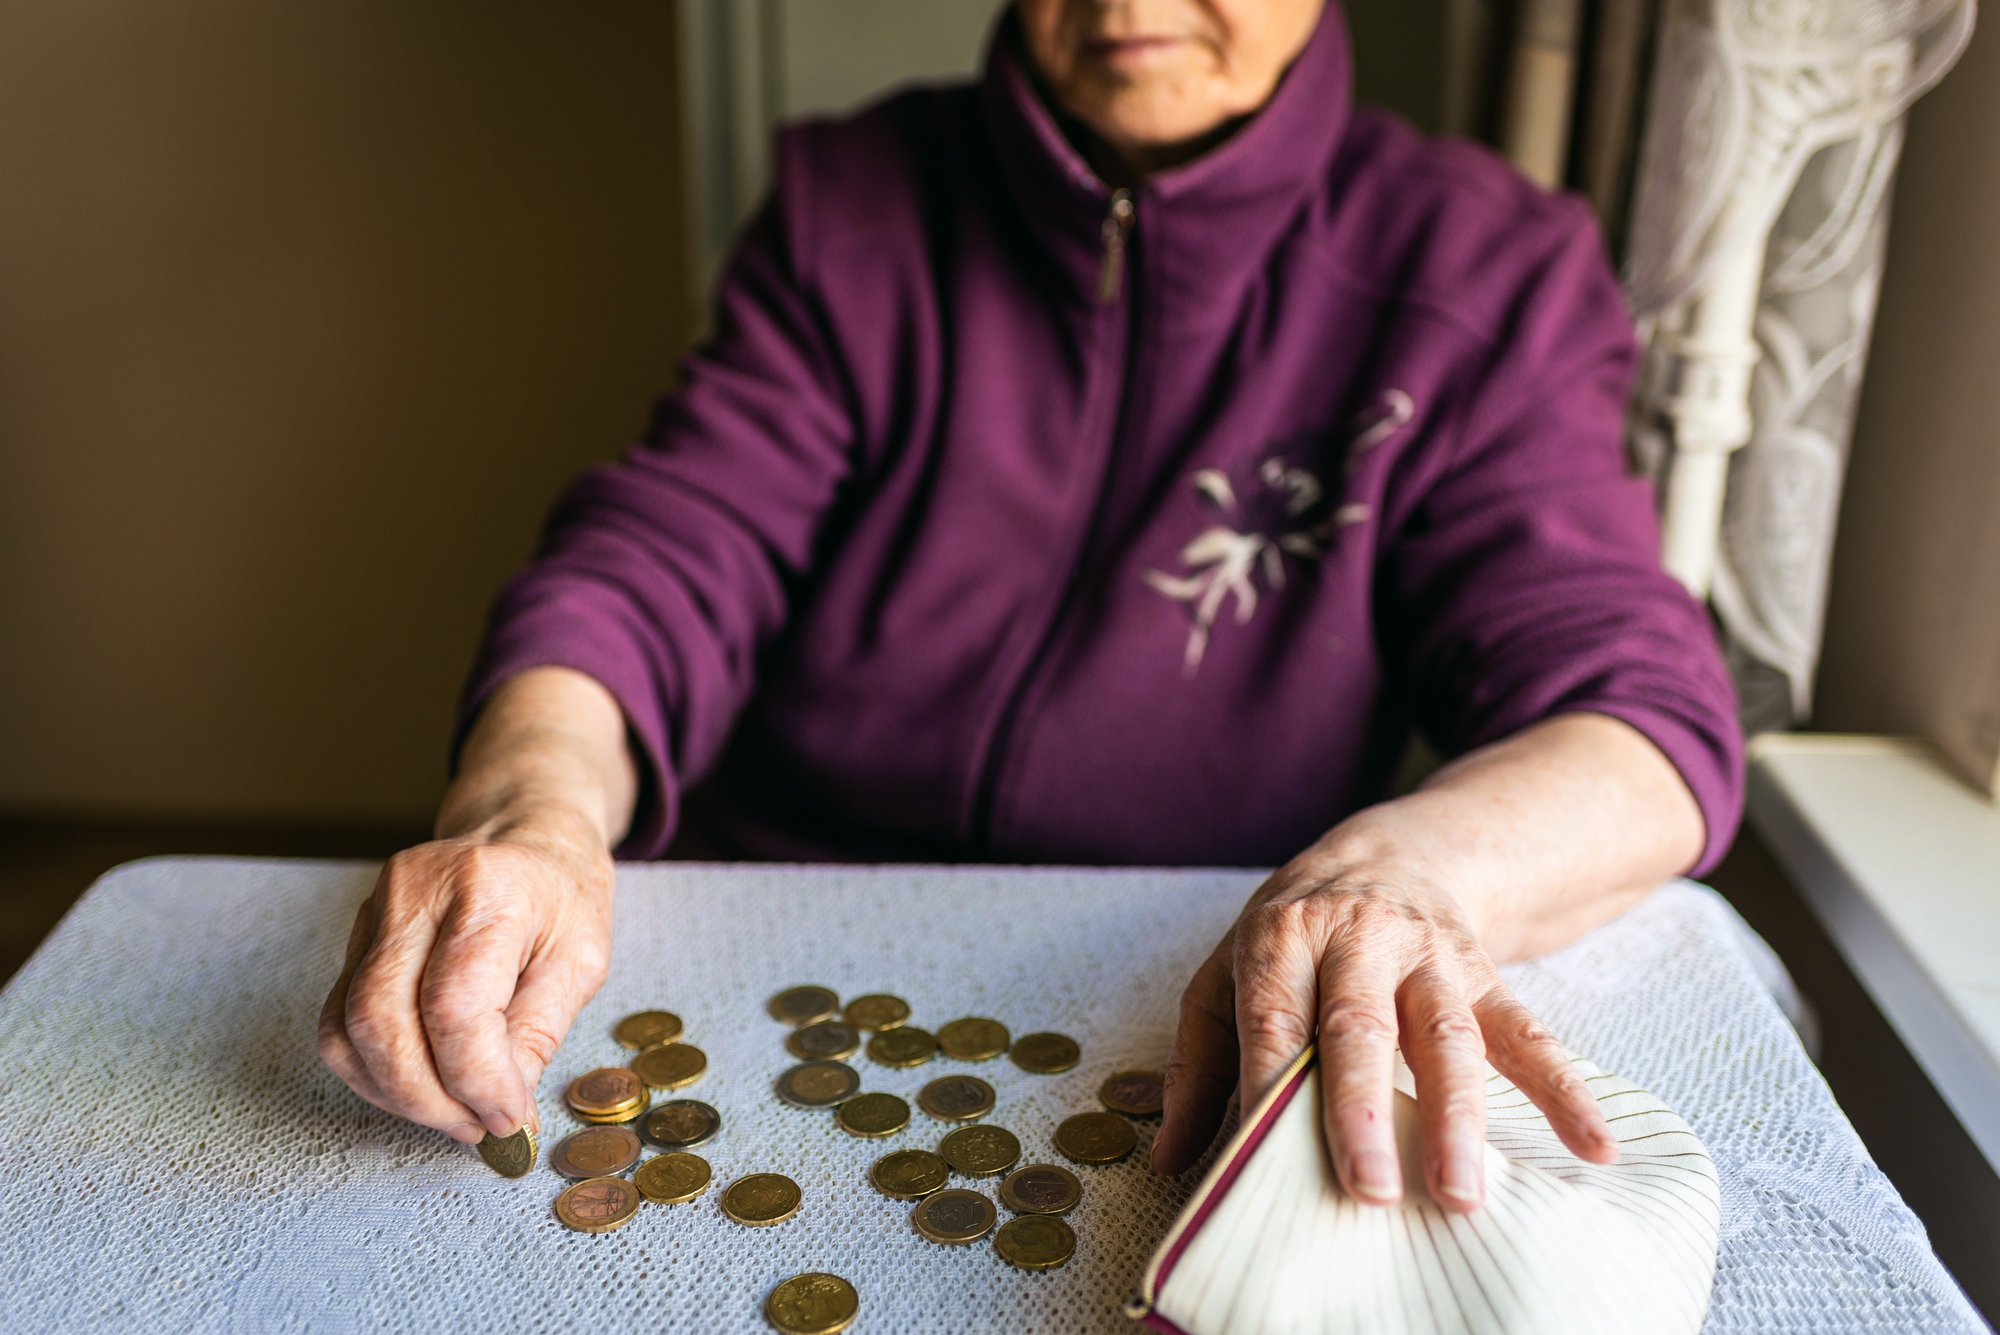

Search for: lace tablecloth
xmin=0 ymin=859 xmax=1983 ymax=1333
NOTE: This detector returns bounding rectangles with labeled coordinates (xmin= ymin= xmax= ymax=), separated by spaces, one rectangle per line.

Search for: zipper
xmin=1097 ymin=189 xmax=1136 ymax=305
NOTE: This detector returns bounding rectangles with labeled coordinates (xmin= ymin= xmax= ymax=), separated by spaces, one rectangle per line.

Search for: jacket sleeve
xmin=1380 ymin=211 xmax=1743 ymax=875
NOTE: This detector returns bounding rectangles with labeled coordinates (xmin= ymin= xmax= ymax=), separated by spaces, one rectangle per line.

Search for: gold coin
xmin=631 ymin=1042 xmax=708 ymax=1091
xmin=994 ymin=1213 xmax=1077 ymax=1270
xmin=722 ymin=1172 xmax=804 ymax=1226
xmin=550 ymin=1125 xmax=643 ymax=1179
xmin=555 ymin=1176 xmax=642 ymax=1233
xmin=938 ymin=1124 xmax=1021 ymax=1177
xmin=834 ymin=1092 xmax=910 ymax=1138
xmin=571 ymin=1099 xmax=648 ymax=1125
xmin=911 ymin=1188 xmax=997 ymax=1245
xmin=567 ymin=1067 xmax=647 ymax=1118
xmin=1100 ymin=1070 xmax=1166 ymax=1117
xmin=775 ymin=1060 xmax=862 ymax=1109
xmin=842 ymin=994 xmax=911 ymax=1031
xmin=917 ymin=1074 xmax=996 ymax=1122
xmin=634 ymin=1151 xmax=712 ymax=1204
xmin=936 ymin=1017 xmax=1010 ymax=1061
xmin=1054 ymin=1111 xmax=1139 ymax=1164
xmin=613 ymin=1009 xmax=683 ymax=1050
xmin=640 ymin=1099 xmax=722 ymax=1150
xmin=786 ymin=1020 xmax=861 ymax=1061
xmin=474 ymin=1125 xmax=537 ymax=1178
xmin=869 ymin=1149 xmax=950 ymax=1200
xmin=865 ymin=1026 xmax=937 ymax=1068
xmin=999 ymin=1164 xmax=1082 ymax=1215
xmin=1008 ymin=1031 xmax=1081 ymax=1074
xmin=769 ymin=986 xmax=840 ymax=1027
xmin=765 ymin=1273 xmax=860 ymax=1335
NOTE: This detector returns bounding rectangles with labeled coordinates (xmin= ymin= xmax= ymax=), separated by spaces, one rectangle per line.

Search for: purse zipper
xmin=1097 ymin=189 xmax=1136 ymax=304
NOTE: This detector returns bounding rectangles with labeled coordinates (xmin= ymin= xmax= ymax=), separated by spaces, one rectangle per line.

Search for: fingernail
xmin=1349 ymin=1150 xmax=1399 ymax=1202
xmin=1436 ymin=1154 xmax=1482 ymax=1204
xmin=446 ymin=1122 xmax=486 ymax=1145
xmin=481 ymin=1111 xmax=518 ymax=1138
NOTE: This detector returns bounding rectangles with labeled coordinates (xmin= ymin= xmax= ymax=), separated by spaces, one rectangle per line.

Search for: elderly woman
xmin=319 ymin=0 xmax=1736 ymax=1214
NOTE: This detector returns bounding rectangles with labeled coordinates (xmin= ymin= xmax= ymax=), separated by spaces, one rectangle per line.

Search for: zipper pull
xmin=1097 ymin=189 xmax=1136 ymax=305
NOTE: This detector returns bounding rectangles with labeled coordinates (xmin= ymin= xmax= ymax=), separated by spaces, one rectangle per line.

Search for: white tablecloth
xmin=0 ymin=859 xmax=1983 ymax=1333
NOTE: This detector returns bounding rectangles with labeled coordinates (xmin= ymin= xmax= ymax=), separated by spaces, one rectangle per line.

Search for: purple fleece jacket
xmin=463 ymin=4 xmax=1742 ymax=871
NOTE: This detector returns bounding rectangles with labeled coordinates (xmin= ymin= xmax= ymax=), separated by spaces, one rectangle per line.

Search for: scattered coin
xmin=911 ymin=1188 xmax=997 ymax=1245
xmin=722 ymin=1173 xmax=804 ymax=1227
xmin=632 ymin=1041 xmax=708 ymax=1091
xmin=938 ymin=1124 xmax=1021 ymax=1177
xmin=834 ymin=1092 xmax=911 ymax=1138
xmin=842 ymin=994 xmax=911 ymax=1031
xmin=870 ymin=1149 xmax=950 ymax=1200
xmin=999 ymin=1164 xmax=1082 ymax=1215
xmin=640 ymin=1099 xmax=722 ymax=1150
xmin=994 ymin=1213 xmax=1078 ymax=1270
xmin=555 ymin=1176 xmax=642 ymax=1233
xmin=917 ymin=1074 xmax=996 ymax=1122
xmin=776 ymin=1061 xmax=863 ymax=1109
xmin=1100 ymin=1070 xmax=1167 ymax=1117
xmin=635 ymin=1151 xmax=713 ymax=1205
xmin=865 ymin=1026 xmax=938 ymax=1069
xmin=475 ymin=1125 xmax=537 ymax=1178
xmin=550 ymin=1125 xmax=643 ymax=1180
xmin=1055 ymin=1111 xmax=1139 ymax=1164
xmin=786 ymin=1019 xmax=862 ymax=1062
xmin=936 ymin=1017 xmax=1011 ymax=1061
xmin=769 ymin=986 xmax=841 ymax=1027
xmin=765 ymin=1272 xmax=861 ymax=1335
xmin=567 ymin=1067 xmax=648 ymax=1120
xmin=1008 ymin=1031 xmax=1081 ymax=1074
xmin=613 ymin=1009 xmax=684 ymax=1050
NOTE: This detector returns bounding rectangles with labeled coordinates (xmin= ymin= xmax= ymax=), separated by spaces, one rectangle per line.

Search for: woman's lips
xmin=1080 ymin=35 xmax=1186 ymax=64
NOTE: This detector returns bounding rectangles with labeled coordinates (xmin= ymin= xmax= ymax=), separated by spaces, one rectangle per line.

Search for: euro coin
xmin=571 ymin=1099 xmax=648 ymax=1125
xmin=938 ymin=1124 xmax=1021 ymax=1177
xmin=640 ymin=1099 xmax=722 ymax=1150
xmin=1055 ymin=1111 xmax=1138 ymax=1164
xmin=635 ymin=1151 xmax=712 ymax=1205
xmin=567 ymin=1067 xmax=647 ymax=1119
xmin=999 ymin=1164 xmax=1082 ymax=1215
xmin=550 ymin=1125 xmax=643 ymax=1180
xmin=722 ymin=1172 xmax=804 ymax=1227
xmin=475 ymin=1125 xmax=537 ymax=1178
xmin=765 ymin=1273 xmax=860 ymax=1335
xmin=917 ymin=1074 xmax=996 ymax=1122
xmin=869 ymin=1149 xmax=950 ymax=1200
xmin=1100 ymin=1070 xmax=1167 ymax=1117
xmin=1008 ymin=1031 xmax=1081 ymax=1073
xmin=786 ymin=1020 xmax=861 ymax=1062
xmin=632 ymin=1041 xmax=708 ymax=1091
xmin=613 ymin=1009 xmax=683 ymax=1050
xmin=994 ymin=1213 xmax=1077 ymax=1270
xmin=936 ymin=1017 xmax=1010 ymax=1061
xmin=834 ymin=1092 xmax=910 ymax=1138
xmin=555 ymin=1176 xmax=642 ymax=1233
xmin=865 ymin=1026 xmax=937 ymax=1068
xmin=769 ymin=986 xmax=840 ymax=1027
xmin=842 ymin=993 xmax=911 ymax=1031
xmin=775 ymin=1060 xmax=862 ymax=1109
xmin=911 ymin=1188 xmax=996 ymax=1245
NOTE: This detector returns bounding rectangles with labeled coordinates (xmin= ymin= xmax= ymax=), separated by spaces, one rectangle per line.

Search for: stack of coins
xmin=566 ymin=1067 xmax=649 ymax=1125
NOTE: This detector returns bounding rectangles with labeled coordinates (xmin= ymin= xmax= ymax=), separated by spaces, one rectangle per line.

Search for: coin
xmin=722 ymin=1172 xmax=804 ymax=1226
xmin=640 ymin=1099 xmax=722 ymax=1150
xmin=917 ymin=1074 xmax=996 ymax=1122
xmin=999 ymin=1164 xmax=1082 ymax=1215
xmin=555 ymin=1176 xmax=642 ymax=1233
xmin=765 ymin=1273 xmax=860 ymax=1335
xmin=911 ymin=1188 xmax=997 ymax=1245
xmin=567 ymin=1067 xmax=647 ymax=1118
xmin=786 ymin=1020 xmax=861 ymax=1062
xmin=1008 ymin=1031 xmax=1081 ymax=1074
xmin=632 ymin=1042 xmax=708 ymax=1090
xmin=769 ymin=986 xmax=841 ymax=1027
xmin=613 ymin=1009 xmax=683 ymax=1050
xmin=869 ymin=1149 xmax=950 ymax=1200
xmin=842 ymin=994 xmax=911 ymax=1031
xmin=938 ymin=1124 xmax=1021 ymax=1177
xmin=474 ymin=1125 xmax=537 ymax=1178
xmin=571 ymin=1100 xmax=649 ymax=1125
xmin=775 ymin=1060 xmax=862 ymax=1109
xmin=865 ymin=1026 xmax=937 ymax=1068
xmin=550 ymin=1125 xmax=643 ymax=1179
xmin=1100 ymin=1070 xmax=1167 ymax=1117
xmin=634 ymin=1151 xmax=712 ymax=1204
xmin=834 ymin=1092 xmax=911 ymax=1138
xmin=936 ymin=1017 xmax=1010 ymax=1061
xmin=994 ymin=1213 xmax=1077 ymax=1270
xmin=1055 ymin=1110 xmax=1139 ymax=1164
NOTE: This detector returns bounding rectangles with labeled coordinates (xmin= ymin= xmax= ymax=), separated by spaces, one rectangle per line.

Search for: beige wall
xmin=0 ymin=0 xmax=688 ymax=825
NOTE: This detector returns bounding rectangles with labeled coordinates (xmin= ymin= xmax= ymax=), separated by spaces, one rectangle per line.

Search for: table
xmin=0 ymin=859 xmax=1984 ymax=1333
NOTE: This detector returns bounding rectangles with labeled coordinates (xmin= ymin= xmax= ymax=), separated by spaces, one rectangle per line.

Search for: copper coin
xmin=994 ymin=1213 xmax=1077 ymax=1269
xmin=866 ymin=1026 xmax=937 ymax=1069
xmin=843 ymin=994 xmax=911 ymax=1031
xmin=640 ymin=1099 xmax=722 ymax=1150
xmin=551 ymin=1125 xmax=643 ymax=1179
xmin=936 ymin=1017 xmax=1010 ymax=1061
xmin=634 ymin=1151 xmax=712 ymax=1204
xmin=567 ymin=1067 xmax=646 ymax=1118
xmin=834 ymin=1092 xmax=911 ymax=1138
xmin=555 ymin=1176 xmax=642 ymax=1233
xmin=475 ymin=1126 xmax=537 ymax=1179
xmin=631 ymin=1041 xmax=708 ymax=1091
xmin=786 ymin=1020 xmax=861 ymax=1062
xmin=769 ymin=986 xmax=841 ymax=1027
xmin=917 ymin=1074 xmax=996 ymax=1122
xmin=613 ymin=1009 xmax=683 ymax=1050
xmin=1055 ymin=1111 xmax=1139 ymax=1164
xmin=776 ymin=1060 xmax=862 ymax=1109
xmin=765 ymin=1273 xmax=861 ymax=1335
xmin=1100 ymin=1070 xmax=1166 ymax=1117
xmin=870 ymin=1149 xmax=950 ymax=1200
xmin=1008 ymin=1032 xmax=1081 ymax=1074
xmin=911 ymin=1188 xmax=997 ymax=1245
xmin=938 ymin=1124 xmax=1021 ymax=1177
xmin=722 ymin=1172 xmax=804 ymax=1226
xmin=999 ymin=1164 xmax=1082 ymax=1215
